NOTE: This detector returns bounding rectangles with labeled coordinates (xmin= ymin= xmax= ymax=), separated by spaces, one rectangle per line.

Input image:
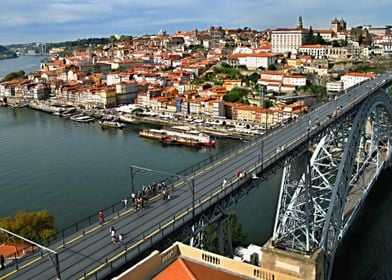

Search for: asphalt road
xmin=2 ymin=72 xmax=391 ymax=280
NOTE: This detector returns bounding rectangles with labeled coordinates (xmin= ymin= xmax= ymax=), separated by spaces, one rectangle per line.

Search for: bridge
xmin=1 ymin=72 xmax=391 ymax=280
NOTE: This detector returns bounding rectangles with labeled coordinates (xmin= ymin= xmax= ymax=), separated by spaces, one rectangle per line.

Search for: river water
xmin=0 ymin=56 xmax=390 ymax=279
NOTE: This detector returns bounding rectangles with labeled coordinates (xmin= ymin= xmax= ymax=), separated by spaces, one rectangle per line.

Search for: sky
xmin=0 ymin=0 xmax=391 ymax=45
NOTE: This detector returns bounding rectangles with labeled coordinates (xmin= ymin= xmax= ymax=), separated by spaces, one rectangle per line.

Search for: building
xmin=298 ymin=44 xmax=326 ymax=59
xmin=326 ymin=81 xmax=344 ymax=92
xmin=112 ymin=241 xmax=298 ymax=280
xmin=228 ymin=53 xmax=276 ymax=69
xmin=271 ymin=17 xmax=310 ymax=54
xmin=341 ymin=72 xmax=377 ymax=89
xmin=330 ymin=18 xmax=347 ymax=33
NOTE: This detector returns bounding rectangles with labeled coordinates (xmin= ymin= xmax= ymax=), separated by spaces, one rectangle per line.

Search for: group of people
xmin=110 ymin=226 xmax=124 ymax=244
xmin=236 ymin=170 xmax=247 ymax=179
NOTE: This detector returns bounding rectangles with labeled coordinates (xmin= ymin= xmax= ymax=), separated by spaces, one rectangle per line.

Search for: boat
xmin=139 ymin=129 xmax=216 ymax=147
xmin=98 ymin=120 xmax=126 ymax=129
xmin=70 ymin=114 xmax=95 ymax=123
xmin=160 ymin=137 xmax=182 ymax=147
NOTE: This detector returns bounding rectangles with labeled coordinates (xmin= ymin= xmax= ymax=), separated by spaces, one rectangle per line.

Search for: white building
xmin=298 ymin=44 xmax=327 ymax=59
xmin=271 ymin=28 xmax=310 ymax=54
xmin=228 ymin=53 xmax=276 ymax=69
xmin=326 ymin=81 xmax=344 ymax=92
xmin=341 ymin=72 xmax=376 ymax=89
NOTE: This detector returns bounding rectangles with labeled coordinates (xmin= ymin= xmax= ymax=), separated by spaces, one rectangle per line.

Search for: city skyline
xmin=1 ymin=0 xmax=391 ymax=45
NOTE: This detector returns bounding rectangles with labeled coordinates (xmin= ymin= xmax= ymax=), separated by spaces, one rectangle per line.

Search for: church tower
xmin=297 ymin=16 xmax=303 ymax=29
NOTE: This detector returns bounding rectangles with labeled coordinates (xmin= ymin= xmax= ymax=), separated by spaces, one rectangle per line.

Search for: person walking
xmin=118 ymin=233 xmax=124 ymax=245
xmin=110 ymin=226 xmax=117 ymax=243
xmin=222 ymin=178 xmax=227 ymax=188
xmin=122 ymin=197 xmax=128 ymax=209
xmin=98 ymin=211 xmax=105 ymax=225
xmin=0 ymin=254 xmax=4 ymax=270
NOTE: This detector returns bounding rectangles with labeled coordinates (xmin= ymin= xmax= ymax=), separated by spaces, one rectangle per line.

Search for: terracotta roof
xmin=344 ymin=72 xmax=376 ymax=78
xmin=153 ymin=258 xmax=245 ymax=280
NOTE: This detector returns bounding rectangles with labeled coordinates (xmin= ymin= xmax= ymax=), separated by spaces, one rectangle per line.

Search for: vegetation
xmin=242 ymin=72 xmax=260 ymax=87
xmin=298 ymin=84 xmax=327 ymax=101
xmin=203 ymin=212 xmax=247 ymax=255
xmin=0 ymin=209 xmax=56 ymax=245
xmin=305 ymin=27 xmax=327 ymax=45
xmin=192 ymin=63 xmax=242 ymax=86
xmin=46 ymin=35 xmax=132 ymax=54
xmin=348 ymin=57 xmax=392 ymax=74
xmin=2 ymin=70 xmax=25 ymax=82
xmin=224 ymin=87 xmax=251 ymax=103
xmin=263 ymin=99 xmax=274 ymax=108
xmin=0 ymin=45 xmax=17 ymax=59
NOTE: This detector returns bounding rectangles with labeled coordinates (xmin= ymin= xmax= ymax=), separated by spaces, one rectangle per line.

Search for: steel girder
xmin=272 ymin=90 xmax=392 ymax=280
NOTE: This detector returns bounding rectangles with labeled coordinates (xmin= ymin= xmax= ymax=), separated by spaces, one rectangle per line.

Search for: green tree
xmin=268 ymin=64 xmax=277 ymax=71
xmin=2 ymin=70 xmax=25 ymax=82
xmin=263 ymin=99 xmax=274 ymax=108
xmin=203 ymin=212 xmax=247 ymax=255
xmin=224 ymin=87 xmax=250 ymax=103
xmin=0 ymin=209 xmax=56 ymax=244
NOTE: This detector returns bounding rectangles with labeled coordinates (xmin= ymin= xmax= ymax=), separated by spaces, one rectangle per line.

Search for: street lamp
xmin=129 ymin=164 xmax=195 ymax=225
xmin=0 ymin=227 xmax=60 ymax=279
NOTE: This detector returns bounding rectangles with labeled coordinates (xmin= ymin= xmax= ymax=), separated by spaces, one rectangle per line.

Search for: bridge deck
xmin=1 ymin=74 xmax=390 ymax=280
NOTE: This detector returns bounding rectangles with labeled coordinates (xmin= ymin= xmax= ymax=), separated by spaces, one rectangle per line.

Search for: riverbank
xmin=26 ymin=100 xmax=260 ymax=140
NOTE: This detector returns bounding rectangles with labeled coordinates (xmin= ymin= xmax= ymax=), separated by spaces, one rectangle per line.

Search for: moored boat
xmin=139 ymin=128 xmax=216 ymax=147
xmin=70 ymin=114 xmax=95 ymax=123
xmin=98 ymin=120 xmax=126 ymax=129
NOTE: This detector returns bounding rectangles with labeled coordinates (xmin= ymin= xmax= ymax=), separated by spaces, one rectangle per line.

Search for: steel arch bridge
xmin=272 ymin=89 xmax=392 ymax=280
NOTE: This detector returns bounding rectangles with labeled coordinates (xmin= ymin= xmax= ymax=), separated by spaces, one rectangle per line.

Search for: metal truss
xmin=272 ymin=90 xmax=392 ymax=280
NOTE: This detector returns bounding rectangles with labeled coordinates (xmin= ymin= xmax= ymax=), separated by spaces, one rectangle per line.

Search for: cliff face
xmin=0 ymin=45 xmax=17 ymax=59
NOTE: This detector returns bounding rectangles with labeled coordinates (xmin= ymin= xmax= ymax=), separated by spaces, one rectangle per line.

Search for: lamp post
xmin=129 ymin=164 xmax=195 ymax=225
xmin=1 ymin=227 xmax=60 ymax=279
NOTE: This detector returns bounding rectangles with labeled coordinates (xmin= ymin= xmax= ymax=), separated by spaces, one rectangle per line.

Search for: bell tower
xmin=297 ymin=16 xmax=303 ymax=29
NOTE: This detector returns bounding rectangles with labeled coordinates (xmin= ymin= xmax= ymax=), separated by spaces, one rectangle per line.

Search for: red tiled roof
xmin=153 ymin=258 xmax=245 ymax=280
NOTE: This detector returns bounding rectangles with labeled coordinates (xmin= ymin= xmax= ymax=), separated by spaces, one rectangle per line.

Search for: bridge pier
xmin=260 ymin=239 xmax=325 ymax=280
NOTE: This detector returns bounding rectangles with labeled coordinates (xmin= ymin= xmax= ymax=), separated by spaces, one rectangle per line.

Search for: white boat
xmin=99 ymin=120 xmax=126 ymax=129
xmin=70 ymin=115 xmax=95 ymax=123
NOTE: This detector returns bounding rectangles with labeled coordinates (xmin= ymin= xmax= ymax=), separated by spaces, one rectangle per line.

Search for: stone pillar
xmin=260 ymin=239 xmax=325 ymax=280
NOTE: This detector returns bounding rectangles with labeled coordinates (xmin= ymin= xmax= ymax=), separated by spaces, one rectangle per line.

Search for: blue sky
xmin=1 ymin=0 xmax=391 ymax=45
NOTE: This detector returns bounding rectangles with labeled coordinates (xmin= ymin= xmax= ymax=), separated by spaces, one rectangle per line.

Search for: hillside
xmin=0 ymin=45 xmax=17 ymax=59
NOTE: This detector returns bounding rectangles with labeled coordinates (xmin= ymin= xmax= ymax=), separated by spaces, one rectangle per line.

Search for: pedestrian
xmin=222 ymin=177 xmax=227 ymax=188
xmin=110 ymin=227 xmax=116 ymax=243
xmin=0 ymin=254 xmax=4 ymax=270
xmin=118 ymin=233 xmax=123 ymax=244
xmin=131 ymin=192 xmax=136 ymax=204
xmin=122 ymin=197 xmax=128 ymax=209
xmin=98 ymin=211 xmax=105 ymax=225
xmin=236 ymin=170 xmax=241 ymax=178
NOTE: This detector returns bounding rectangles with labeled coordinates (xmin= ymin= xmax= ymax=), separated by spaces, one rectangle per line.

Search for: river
xmin=0 ymin=55 xmax=47 ymax=80
xmin=0 ymin=56 xmax=391 ymax=279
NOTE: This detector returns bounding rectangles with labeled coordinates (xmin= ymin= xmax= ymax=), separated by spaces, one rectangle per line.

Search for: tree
xmin=0 ymin=209 xmax=56 ymax=244
xmin=203 ymin=212 xmax=247 ymax=255
xmin=263 ymin=99 xmax=274 ymax=108
xmin=224 ymin=87 xmax=250 ymax=103
xmin=268 ymin=64 xmax=277 ymax=71
xmin=2 ymin=70 xmax=25 ymax=82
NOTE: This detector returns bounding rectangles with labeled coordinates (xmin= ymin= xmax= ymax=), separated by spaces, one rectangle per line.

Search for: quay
xmin=26 ymin=100 xmax=264 ymax=140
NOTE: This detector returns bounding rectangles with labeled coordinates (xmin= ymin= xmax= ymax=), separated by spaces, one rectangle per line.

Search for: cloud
xmin=0 ymin=0 xmax=391 ymax=44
